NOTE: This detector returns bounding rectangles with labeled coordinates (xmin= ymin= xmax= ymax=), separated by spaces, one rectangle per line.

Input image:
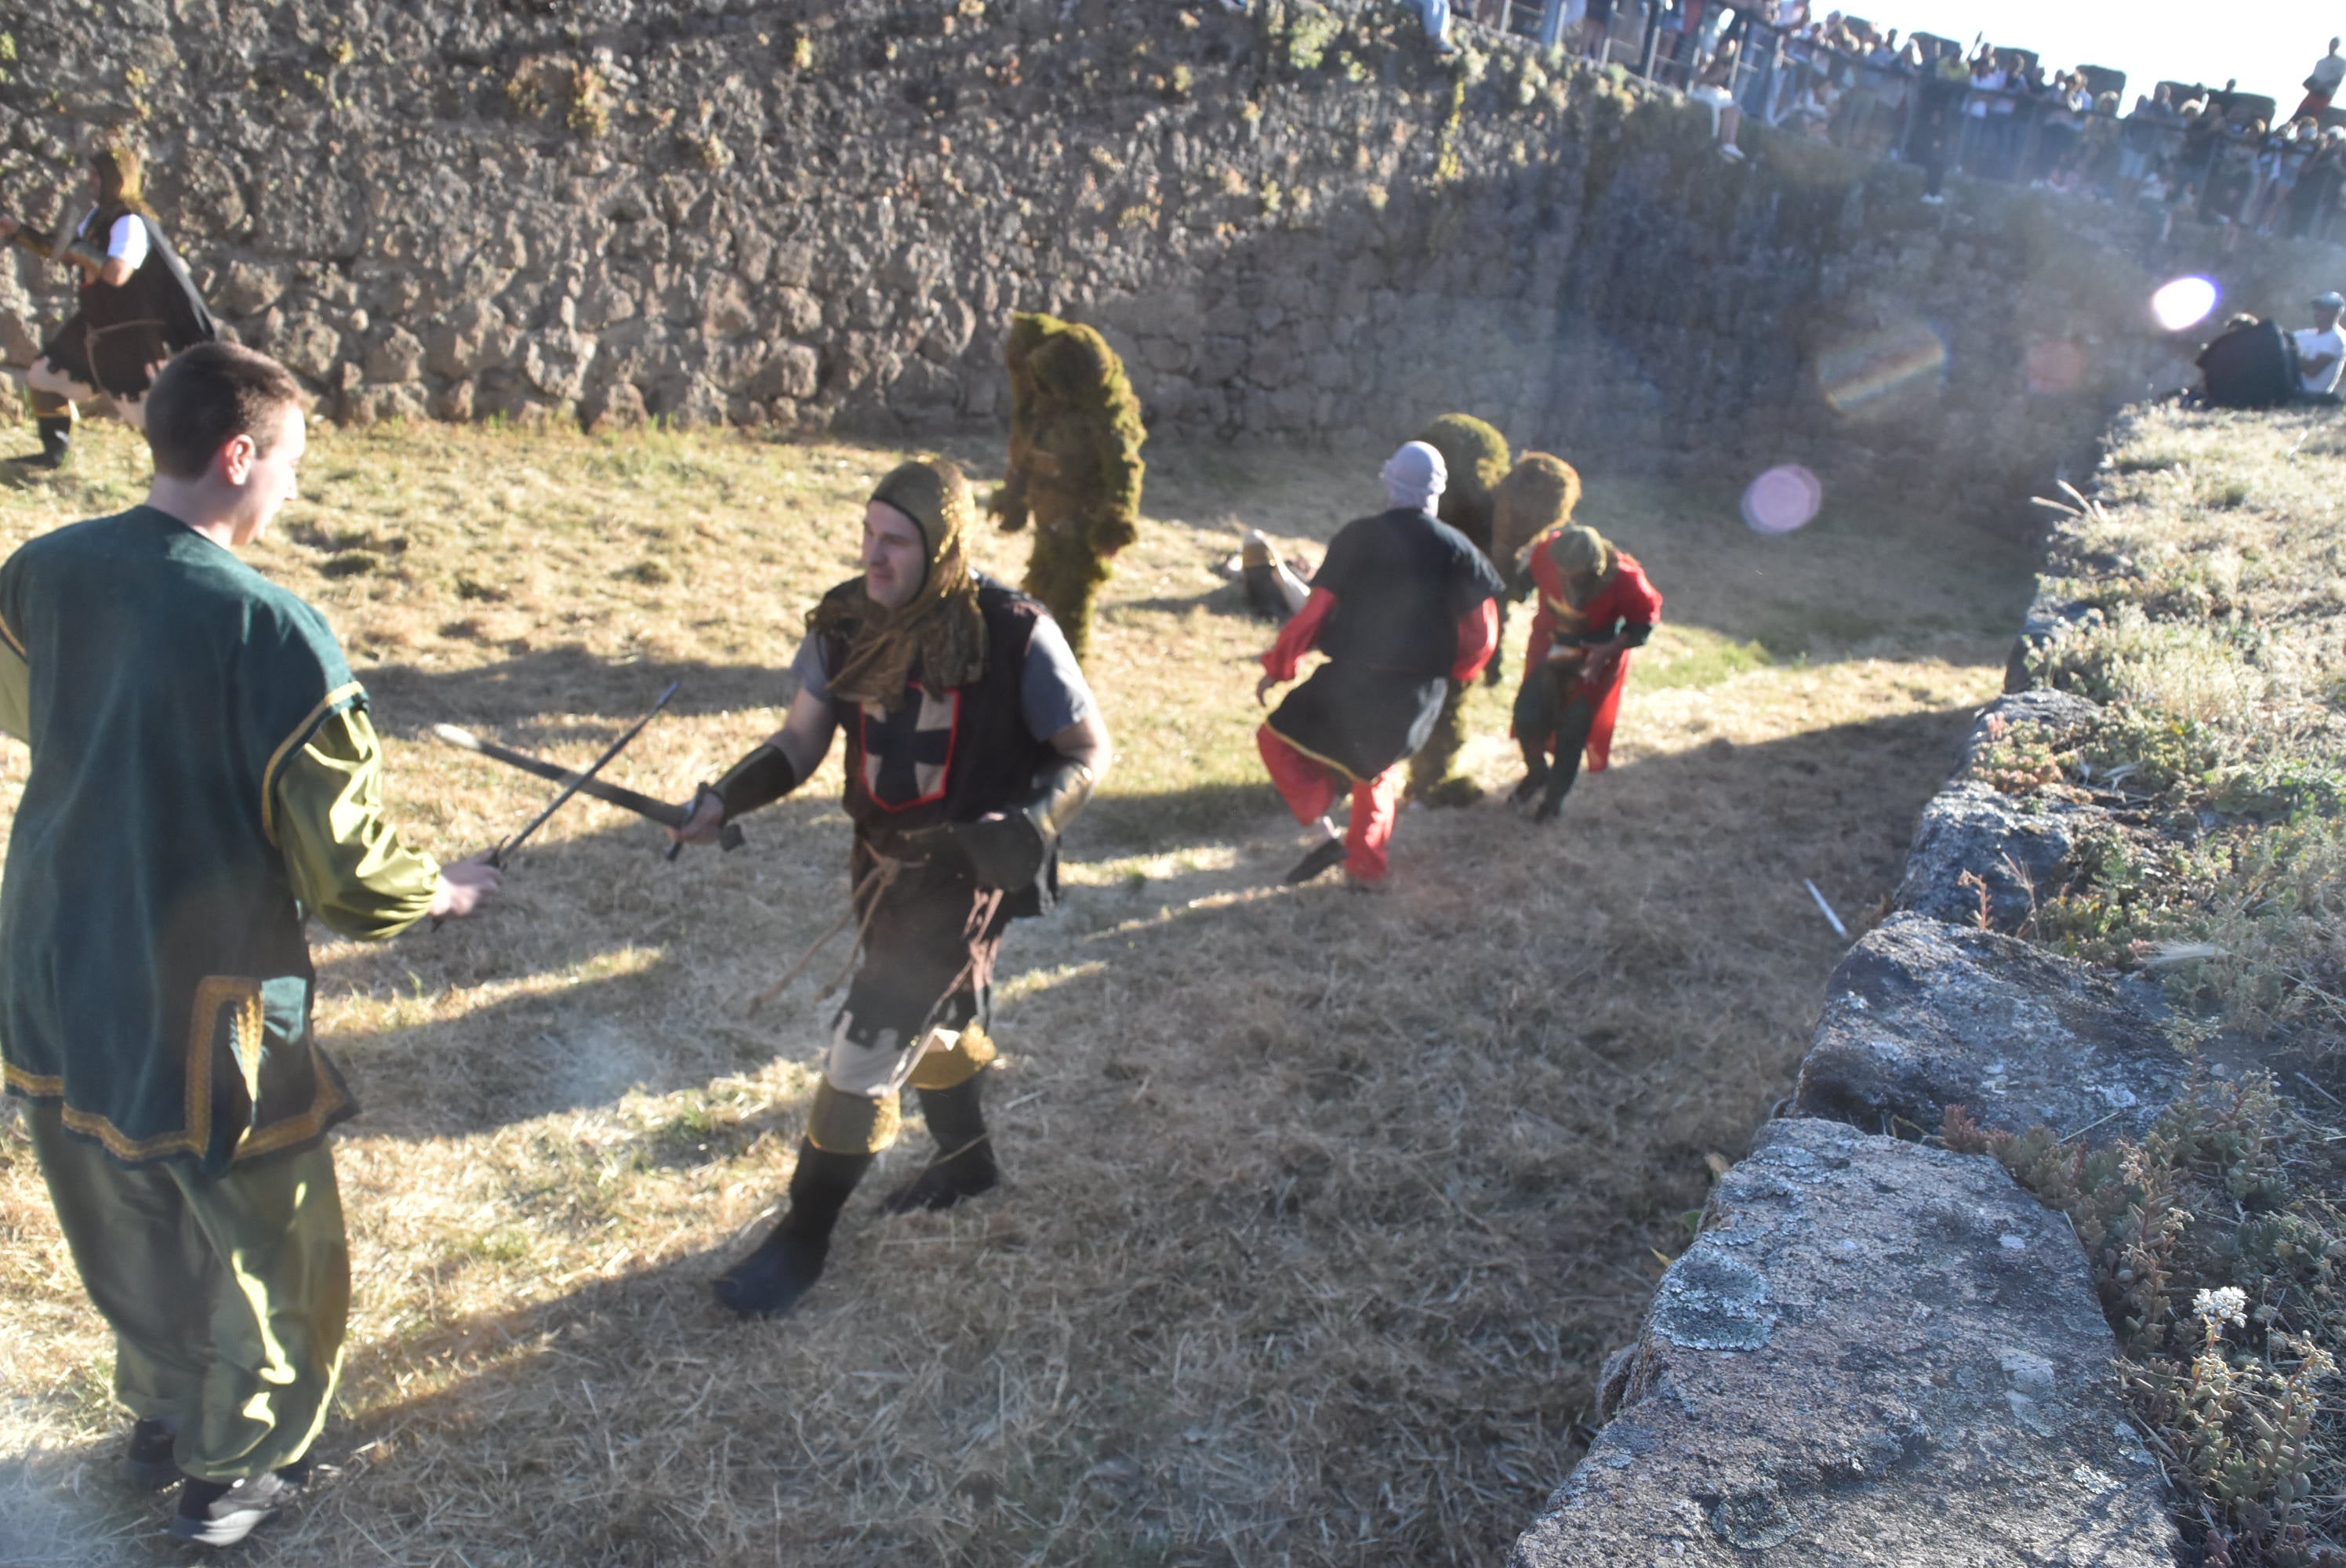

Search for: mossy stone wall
xmin=1 ymin=0 xmax=2337 ymax=510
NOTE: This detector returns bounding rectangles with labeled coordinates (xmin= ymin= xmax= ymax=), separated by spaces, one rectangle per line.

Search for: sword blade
xmin=492 ymin=681 xmax=679 ymax=864
xmin=433 ymin=724 xmax=688 ymax=827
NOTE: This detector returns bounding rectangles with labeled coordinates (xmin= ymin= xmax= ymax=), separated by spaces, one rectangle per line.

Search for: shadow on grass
xmin=316 ymin=699 xmax=1979 ymax=1142
xmin=360 ymin=645 xmax=796 ymax=731
xmin=204 ymin=699 xmax=1998 ymax=1568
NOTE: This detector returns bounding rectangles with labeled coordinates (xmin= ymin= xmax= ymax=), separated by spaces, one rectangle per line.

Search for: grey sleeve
xmin=789 ymin=632 xmax=830 ymax=703
xmin=1020 ymin=615 xmax=1099 ymax=740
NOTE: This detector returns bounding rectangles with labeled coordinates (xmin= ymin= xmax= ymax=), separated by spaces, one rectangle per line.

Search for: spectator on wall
xmin=2293 ymin=38 xmax=2345 ymax=125
xmin=2286 ymin=129 xmax=2346 ymax=239
xmin=1962 ymin=47 xmax=2005 ymax=175
xmin=2119 ymin=87 xmax=2181 ymax=199
xmin=1690 ymin=56 xmax=1747 ymax=159
xmin=1913 ymin=45 xmax=1970 ymax=204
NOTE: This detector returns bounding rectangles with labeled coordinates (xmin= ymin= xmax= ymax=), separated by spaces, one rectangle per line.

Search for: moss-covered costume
xmin=1407 ymin=413 xmax=1512 ymax=804
xmin=992 ymin=313 xmax=1146 ymax=662
xmin=0 ymin=506 xmax=439 ymax=1483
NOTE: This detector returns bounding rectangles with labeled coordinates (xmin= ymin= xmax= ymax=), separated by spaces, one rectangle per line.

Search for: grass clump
xmin=1944 ymin=1069 xmax=2346 ymax=1564
xmin=2024 ymin=408 xmax=2346 ymax=1047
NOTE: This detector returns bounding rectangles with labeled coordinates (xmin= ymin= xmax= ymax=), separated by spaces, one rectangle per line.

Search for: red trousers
xmin=1257 ymin=725 xmax=1402 ymax=883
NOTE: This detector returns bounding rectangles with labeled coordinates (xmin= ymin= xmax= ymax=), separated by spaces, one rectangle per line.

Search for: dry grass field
xmin=0 ymin=417 xmax=2032 ymax=1567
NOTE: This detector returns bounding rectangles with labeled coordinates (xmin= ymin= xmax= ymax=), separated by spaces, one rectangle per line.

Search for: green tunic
xmin=0 ymin=506 xmax=438 ymax=1174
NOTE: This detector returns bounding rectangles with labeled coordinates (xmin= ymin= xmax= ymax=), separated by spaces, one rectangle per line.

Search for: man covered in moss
xmin=991 ymin=313 xmax=1146 ymax=662
xmin=1406 ymin=412 xmax=1511 ymax=805
xmin=677 ymin=458 xmax=1108 ymax=1319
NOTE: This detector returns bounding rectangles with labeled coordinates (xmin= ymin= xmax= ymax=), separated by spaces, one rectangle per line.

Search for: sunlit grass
xmin=0 ymin=416 xmax=2025 ymax=1566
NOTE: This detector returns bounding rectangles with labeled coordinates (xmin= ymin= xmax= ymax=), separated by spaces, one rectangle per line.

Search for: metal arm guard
xmin=950 ymin=752 xmax=1099 ymax=893
xmin=704 ymin=742 xmax=800 ymax=822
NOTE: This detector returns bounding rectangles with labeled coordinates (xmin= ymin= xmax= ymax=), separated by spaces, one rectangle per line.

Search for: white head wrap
xmin=1380 ymin=441 xmax=1447 ymax=511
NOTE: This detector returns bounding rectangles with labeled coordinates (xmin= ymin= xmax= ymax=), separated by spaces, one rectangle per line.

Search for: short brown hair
xmin=143 ymin=343 xmax=306 ymax=480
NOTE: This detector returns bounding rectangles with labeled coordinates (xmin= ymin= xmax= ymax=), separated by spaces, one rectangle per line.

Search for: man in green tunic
xmin=0 ymin=343 xmax=499 ymax=1547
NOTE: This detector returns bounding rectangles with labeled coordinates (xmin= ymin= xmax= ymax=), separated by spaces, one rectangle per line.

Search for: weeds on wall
xmin=2014 ymin=412 xmax=2346 ymax=1054
xmin=1943 ymin=1069 xmax=2345 ymax=1565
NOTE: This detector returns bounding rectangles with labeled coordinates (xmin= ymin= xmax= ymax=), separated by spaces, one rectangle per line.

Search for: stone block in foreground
xmin=1795 ymin=913 xmax=2179 ymax=1145
xmin=1510 ymin=1119 xmax=2177 ymax=1568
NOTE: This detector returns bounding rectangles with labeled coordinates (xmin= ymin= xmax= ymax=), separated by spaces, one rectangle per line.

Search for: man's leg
xmin=1407 ymin=681 xmax=1483 ymax=808
xmin=716 ymin=864 xmax=993 ymax=1316
xmin=1534 ymin=695 xmax=1600 ymax=823
xmin=883 ymin=1024 xmax=1002 ymax=1214
xmin=1510 ymin=665 xmax=1561 ymax=803
xmin=166 ymin=1143 xmax=350 ymax=1486
xmin=1343 ymin=764 xmax=1404 ymax=885
xmin=22 ymin=354 xmax=97 ymax=469
xmin=22 ymin=1102 xmax=210 ymax=1473
xmin=1258 ymin=724 xmax=1348 ymax=884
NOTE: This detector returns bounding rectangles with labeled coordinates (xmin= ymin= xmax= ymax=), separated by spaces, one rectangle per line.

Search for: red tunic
xmin=1523 ymin=542 xmax=1663 ymax=772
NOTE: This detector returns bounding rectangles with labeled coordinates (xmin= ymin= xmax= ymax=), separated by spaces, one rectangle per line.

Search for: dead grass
xmin=0 ymin=417 xmax=2026 ymax=1566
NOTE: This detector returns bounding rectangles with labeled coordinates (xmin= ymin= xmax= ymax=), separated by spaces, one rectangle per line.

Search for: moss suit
xmin=991 ymin=314 xmax=1146 ymax=662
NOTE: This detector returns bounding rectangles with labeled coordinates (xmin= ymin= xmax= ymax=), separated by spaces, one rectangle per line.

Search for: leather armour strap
xmin=708 ymin=742 xmax=800 ymax=821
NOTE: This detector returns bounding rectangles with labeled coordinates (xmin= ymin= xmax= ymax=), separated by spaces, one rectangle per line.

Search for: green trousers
xmin=24 ymin=1101 xmax=350 ymax=1481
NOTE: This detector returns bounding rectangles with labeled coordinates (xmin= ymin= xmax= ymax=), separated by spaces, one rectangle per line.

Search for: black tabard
xmin=823 ymin=576 xmax=1062 ymax=916
xmin=1265 ymin=507 xmax=1502 ymax=782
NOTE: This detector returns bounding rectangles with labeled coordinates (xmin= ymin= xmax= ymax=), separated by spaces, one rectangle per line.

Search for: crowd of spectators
xmin=1452 ymin=1 xmax=2346 ymax=237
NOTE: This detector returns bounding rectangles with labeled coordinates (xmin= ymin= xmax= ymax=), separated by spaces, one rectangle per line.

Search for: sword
xmin=430 ymin=723 xmax=746 ymax=855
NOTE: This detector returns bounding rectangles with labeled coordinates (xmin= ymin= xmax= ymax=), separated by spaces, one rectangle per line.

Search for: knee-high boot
xmin=19 ymin=394 xmax=73 ymax=470
xmin=712 ymin=1142 xmax=872 ymax=1318
xmin=881 ymin=1076 xmax=1000 ymax=1214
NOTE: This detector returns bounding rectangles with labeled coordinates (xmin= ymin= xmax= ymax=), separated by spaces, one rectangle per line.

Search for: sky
xmin=1828 ymin=0 xmax=2332 ymax=107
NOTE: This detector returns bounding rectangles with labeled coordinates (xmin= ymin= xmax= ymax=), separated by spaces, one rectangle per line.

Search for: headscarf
xmin=93 ymin=147 xmax=154 ymax=218
xmin=807 ymin=458 xmax=988 ymax=713
xmin=1547 ymin=525 xmax=1618 ymax=608
xmin=1380 ymin=441 xmax=1447 ymax=511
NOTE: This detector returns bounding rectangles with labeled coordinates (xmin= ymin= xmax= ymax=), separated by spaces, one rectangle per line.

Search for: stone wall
xmin=1505 ymin=567 xmax=2199 ymax=1558
xmin=2 ymin=0 xmax=2341 ymax=513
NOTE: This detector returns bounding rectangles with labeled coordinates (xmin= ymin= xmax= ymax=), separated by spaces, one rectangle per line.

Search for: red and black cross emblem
xmin=858 ymin=687 xmax=959 ymax=811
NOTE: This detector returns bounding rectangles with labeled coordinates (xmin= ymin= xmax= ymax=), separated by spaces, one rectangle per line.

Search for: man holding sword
xmin=674 ymin=456 xmax=1109 ymax=1320
xmin=0 ymin=343 xmax=497 ymax=1547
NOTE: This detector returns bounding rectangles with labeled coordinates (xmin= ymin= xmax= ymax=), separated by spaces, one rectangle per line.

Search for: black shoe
xmin=882 ymin=1139 xmax=1000 ymax=1214
xmin=713 ymin=1229 xmax=830 ymax=1318
xmin=1509 ymin=769 xmax=1550 ymax=806
xmin=169 ymin=1467 xmax=305 ymax=1547
xmin=122 ymin=1416 xmax=179 ymax=1490
xmin=1282 ymin=838 xmax=1347 ymax=885
xmin=13 ymin=416 xmax=69 ymax=470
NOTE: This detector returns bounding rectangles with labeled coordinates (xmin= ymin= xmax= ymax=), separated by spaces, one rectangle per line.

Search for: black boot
xmin=713 ymin=1142 xmax=872 ymax=1318
xmin=16 ymin=416 xmax=69 ymax=470
xmin=882 ymin=1077 xmax=1000 ymax=1214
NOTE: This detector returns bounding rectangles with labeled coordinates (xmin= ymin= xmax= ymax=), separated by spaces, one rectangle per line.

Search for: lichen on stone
xmin=1651 ymin=1245 xmax=1778 ymax=1351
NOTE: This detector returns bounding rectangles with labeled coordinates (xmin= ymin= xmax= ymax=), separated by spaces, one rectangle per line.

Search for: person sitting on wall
xmin=0 ymin=147 xmax=216 ymax=469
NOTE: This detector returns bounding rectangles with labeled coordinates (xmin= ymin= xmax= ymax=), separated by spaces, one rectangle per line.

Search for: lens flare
xmin=1741 ymin=465 xmax=1824 ymax=535
xmin=2151 ymin=277 xmax=2220 ymax=333
xmin=1816 ymin=321 xmax=1948 ymax=417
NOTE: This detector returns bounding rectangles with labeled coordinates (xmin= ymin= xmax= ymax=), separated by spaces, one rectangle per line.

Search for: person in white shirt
xmin=0 ymin=149 xmax=214 ymax=468
xmin=2293 ymin=38 xmax=2346 ymax=124
xmin=2294 ymin=292 xmax=2346 ymax=397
